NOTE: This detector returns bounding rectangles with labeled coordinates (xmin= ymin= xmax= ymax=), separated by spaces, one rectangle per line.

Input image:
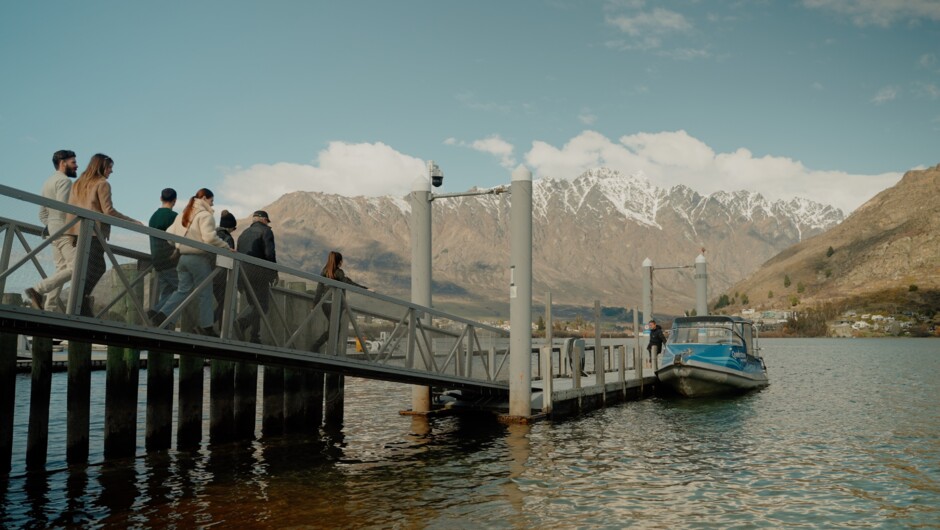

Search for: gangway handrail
xmin=0 ymin=183 xmax=509 ymax=335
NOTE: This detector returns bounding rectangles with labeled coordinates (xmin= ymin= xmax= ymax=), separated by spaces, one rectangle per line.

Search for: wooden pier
xmin=0 ymin=182 xmax=658 ymax=476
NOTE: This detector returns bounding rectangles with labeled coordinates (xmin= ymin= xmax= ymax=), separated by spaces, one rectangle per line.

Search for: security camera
xmin=429 ymin=160 xmax=444 ymax=188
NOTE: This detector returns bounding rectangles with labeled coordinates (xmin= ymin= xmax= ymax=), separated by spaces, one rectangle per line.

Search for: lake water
xmin=2 ymin=338 xmax=939 ymax=528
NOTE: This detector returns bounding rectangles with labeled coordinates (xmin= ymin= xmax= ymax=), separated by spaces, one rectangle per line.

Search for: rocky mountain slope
xmin=720 ymin=164 xmax=940 ymax=312
xmin=264 ymin=168 xmax=843 ymax=317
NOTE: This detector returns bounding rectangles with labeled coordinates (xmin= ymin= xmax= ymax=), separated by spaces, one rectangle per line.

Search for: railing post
xmin=541 ymin=292 xmax=553 ymax=414
xmin=0 ymin=224 xmax=15 ymax=294
xmin=67 ymin=219 xmax=94 ymax=315
xmin=633 ymin=306 xmax=643 ymax=391
xmin=594 ymin=300 xmax=605 ymax=399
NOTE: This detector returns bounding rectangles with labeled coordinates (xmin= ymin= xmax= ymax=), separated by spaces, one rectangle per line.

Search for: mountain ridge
xmin=263 ymin=167 xmax=844 ymax=317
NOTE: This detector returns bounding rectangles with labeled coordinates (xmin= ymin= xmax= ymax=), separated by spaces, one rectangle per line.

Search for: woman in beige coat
xmin=155 ymin=188 xmax=231 ymax=335
xmin=65 ymin=153 xmax=142 ymax=315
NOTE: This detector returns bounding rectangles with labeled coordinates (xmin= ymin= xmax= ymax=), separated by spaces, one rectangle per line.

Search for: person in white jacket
xmin=154 ymin=188 xmax=232 ymax=335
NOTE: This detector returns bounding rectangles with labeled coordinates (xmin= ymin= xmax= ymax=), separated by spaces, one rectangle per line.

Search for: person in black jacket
xmin=235 ymin=210 xmax=277 ymax=342
xmin=647 ymin=319 xmax=666 ymax=365
xmin=311 ymin=251 xmax=367 ymax=353
xmin=212 ymin=210 xmax=237 ymax=326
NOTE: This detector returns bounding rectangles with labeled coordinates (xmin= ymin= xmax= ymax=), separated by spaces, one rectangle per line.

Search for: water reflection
xmin=2 ymin=341 xmax=940 ymax=527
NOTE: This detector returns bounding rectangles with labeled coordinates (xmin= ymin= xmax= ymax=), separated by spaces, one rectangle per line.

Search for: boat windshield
xmin=670 ymin=324 xmax=743 ymax=346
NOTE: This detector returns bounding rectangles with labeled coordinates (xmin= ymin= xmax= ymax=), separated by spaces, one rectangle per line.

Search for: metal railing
xmin=0 ymin=184 xmax=511 ymax=389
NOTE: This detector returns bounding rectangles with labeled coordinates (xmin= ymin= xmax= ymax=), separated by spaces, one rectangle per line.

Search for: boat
xmin=655 ymin=315 xmax=768 ymax=397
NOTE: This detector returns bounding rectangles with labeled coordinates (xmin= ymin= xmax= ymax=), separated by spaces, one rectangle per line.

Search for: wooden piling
xmin=234 ymin=362 xmax=258 ymax=440
xmin=177 ymin=306 xmax=206 ymax=449
xmin=302 ymin=370 xmax=323 ymax=433
xmin=262 ymin=365 xmax=285 ymax=436
xmin=145 ymin=350 xmax=174 ymax=451
xmin=26 ymin=336 xmax=53 ymax=470
xmin=209 ymin=359 xmax=235 ymax=443
xmin=66 ymin=341 xmax=92 ymax=463
xmin=324 ymin=293 xmax=347 ymax=429
xmin=0 ymin=325 xmax=17 ymax=474
xmin=104 ymin=345 xmax=140 ymax=458
xmin=283 ymin=282 xmax=307 ymax=434
xmin=104 ymin=269 xmax=143 ymax=459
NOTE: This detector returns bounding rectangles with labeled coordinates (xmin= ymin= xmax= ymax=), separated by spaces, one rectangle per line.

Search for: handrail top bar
xmin=0 ymin=183 xmax=507 ymax=335
xmin=0 ymin=214 xmax=151 ymax=261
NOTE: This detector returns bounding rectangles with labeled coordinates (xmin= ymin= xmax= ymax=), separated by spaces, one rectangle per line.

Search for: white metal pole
xmin=642 ymin=257 xmax=653 ymax=323
xmin=695 ymin=253 xmax=708 ymax=316
xmin=509 ymin=165 xmax=533 ymax=418
xmin=410 ymin=174 xmax=432 ymax=413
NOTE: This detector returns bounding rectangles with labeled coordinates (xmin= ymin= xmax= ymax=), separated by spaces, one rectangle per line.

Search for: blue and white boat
xmin=656 ymin=316 xmax=768 ymax=397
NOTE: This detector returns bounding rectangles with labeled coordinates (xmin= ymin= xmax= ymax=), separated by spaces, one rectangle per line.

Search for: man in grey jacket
xmin=25 ymin=150 xmax=78 ymax=311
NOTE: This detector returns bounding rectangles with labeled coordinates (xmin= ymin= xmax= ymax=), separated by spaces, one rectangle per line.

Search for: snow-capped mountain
xmin=265 ymin=167 xmax=844 ymax=316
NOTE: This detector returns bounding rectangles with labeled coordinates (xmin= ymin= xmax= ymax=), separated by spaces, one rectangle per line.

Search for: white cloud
xmin=871 ymin=85 xmax=900 ymax=104
xmin=919 ymin=53 xmax=937 ymax=69
xmin=803 ymin=0 xmax=940 ymax=27
xmin=524 ymin=130 xmax=902 ymax=213
xmin=606 ymin=8 xmax=692 ymax=37
xmin=455 ymin=92 xmax=512 ymax=113
xmin=471 ymin=135 xmax=517 ymax=169
xmin=445 ymin=134 xmax=518 ymax=169
xmin=578 ymin=108 xmax=598 ymax=125
xmin=914 ymin=82 xmax=940 ymax=99
xmin=216 ymin=141 xmax=426 ymax=217
xmin=812 ymin=81 xmax=825 ymax=90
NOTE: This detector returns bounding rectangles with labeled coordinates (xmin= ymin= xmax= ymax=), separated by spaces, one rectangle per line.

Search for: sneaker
xmin=24 ymin=288 xmax=43 ymax=310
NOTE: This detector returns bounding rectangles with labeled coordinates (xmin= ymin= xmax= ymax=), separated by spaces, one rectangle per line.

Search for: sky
xmin=1 ymin=0 xmax=938 ymax=219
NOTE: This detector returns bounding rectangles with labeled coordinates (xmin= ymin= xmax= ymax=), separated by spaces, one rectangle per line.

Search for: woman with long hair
xmin=155 ymin=188 xmax=233 ymax=335
xmin=311 ymin=251 xmax=367 ymax=352
xmin=65 ymin=154 xmax=142 ymax=315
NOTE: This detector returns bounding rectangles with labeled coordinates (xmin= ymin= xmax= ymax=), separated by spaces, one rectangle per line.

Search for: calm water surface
xmin=2 ymin=338 xmax=939 ymax=528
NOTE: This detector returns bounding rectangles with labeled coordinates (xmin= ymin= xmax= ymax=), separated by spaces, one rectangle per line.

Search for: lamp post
xmin=641 ymin=253 xmax=708 ymax=322
xmin=408 ymin=160 xmax=523 ymax=415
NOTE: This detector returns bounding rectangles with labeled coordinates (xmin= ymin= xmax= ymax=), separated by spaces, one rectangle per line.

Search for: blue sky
xmin=1 ymin=0 xmax=938 ymax=217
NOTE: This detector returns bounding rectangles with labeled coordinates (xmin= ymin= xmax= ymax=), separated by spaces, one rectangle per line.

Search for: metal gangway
xmin=0 ymin=183 xmax=512 ymax=395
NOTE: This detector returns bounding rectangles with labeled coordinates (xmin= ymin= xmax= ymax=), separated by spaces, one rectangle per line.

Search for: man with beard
xmin=25 ymin=150 xmax=79 ymax=311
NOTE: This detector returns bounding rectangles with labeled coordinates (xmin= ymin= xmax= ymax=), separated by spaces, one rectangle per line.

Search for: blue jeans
xmin=159 ymin=254 xmax=214 ymax=328
xmin=152 ymin=267 xmax=179 ymax=314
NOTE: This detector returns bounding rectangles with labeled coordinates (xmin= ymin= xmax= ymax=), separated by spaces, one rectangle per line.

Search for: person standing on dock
xmin=647 ymin=319 xmax=666 ymax=366
xmin=235 ymin=210 xmax=277 ymax=343
xmin=25 ymin=150 xmax=79 ymax=311
xmin=64 ymin=154 xmax=143 ymax=316
xmin=147 ymin=188 xmax=179 ymax=320
xmin=156 ymin=188 xmax=233 ymax=335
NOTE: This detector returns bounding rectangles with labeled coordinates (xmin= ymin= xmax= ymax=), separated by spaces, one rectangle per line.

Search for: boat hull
xmin=656 ymin=361 xmax=768 ymax=398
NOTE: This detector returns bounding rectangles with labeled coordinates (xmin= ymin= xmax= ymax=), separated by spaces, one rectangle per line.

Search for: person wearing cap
xmin=147 ymin=188 xmax=179 ymax=318
xmin=212 ymin=210 xmax=237 ymax=325
xmin=24 ymin=149 xmax=79 ymax=312
xmin=235 ymin=210 xmax=277 ymax=342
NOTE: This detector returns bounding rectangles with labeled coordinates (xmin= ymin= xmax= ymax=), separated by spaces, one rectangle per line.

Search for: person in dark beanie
xmin=147 ymin=188 xmax=178 ymax=320
xmin=647 ymin=319 xmax=666 ymax=366
xmin=213 ymin=210 xmax=237 ymax=325
xmin=235 ymin=210 xmax=277 ymax=342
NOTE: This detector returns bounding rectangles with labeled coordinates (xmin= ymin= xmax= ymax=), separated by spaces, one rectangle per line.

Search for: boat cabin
xmin=670 ymin=316 xmax=757 ymax=354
